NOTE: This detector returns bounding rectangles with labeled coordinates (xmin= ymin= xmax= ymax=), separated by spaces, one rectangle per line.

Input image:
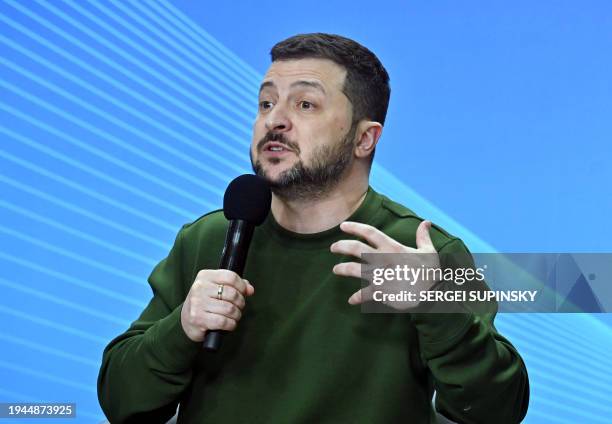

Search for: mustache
xmin=257 ymin=132 xmax=301 ymax=154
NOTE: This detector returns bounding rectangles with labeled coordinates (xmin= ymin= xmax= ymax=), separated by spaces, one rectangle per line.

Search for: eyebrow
xmin=258 ymin=80 xmax=327 ymax=95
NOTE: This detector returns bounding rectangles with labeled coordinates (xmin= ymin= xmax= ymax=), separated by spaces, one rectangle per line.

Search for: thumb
xmin=245 ymin=280 xmax=255 ymax=296
xmin=348 ymin=285 xmax=375 ymax=305
xmin=415 ymin=220 xmax=435 ymax=252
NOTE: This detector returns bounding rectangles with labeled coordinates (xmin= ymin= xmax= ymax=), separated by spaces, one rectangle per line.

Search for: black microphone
xmin=202 ymin=174 xmax=271 ymax=352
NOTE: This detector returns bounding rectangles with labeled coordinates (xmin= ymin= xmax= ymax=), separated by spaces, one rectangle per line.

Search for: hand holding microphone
xmin=180 ymin=269 xmax=255 ymax=342
xmin=180 ymin=175 xmax=271 ymax=351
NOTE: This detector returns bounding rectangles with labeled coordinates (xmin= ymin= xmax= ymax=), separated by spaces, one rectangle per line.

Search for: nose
xmin=264 ymin=102 xmax=292 ymax=133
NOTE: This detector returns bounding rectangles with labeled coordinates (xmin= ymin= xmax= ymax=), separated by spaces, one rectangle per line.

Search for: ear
xmin=354 ymin=121 xmax=383 ymax=160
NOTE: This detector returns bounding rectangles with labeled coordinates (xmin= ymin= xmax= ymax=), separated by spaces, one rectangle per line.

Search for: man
xmin=98 ymin=33 xmax=529 ymax=423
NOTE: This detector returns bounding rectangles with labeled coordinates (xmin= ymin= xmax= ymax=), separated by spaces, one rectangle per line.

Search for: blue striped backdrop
xmin=1 ymin=1 xmax=611 ymax=422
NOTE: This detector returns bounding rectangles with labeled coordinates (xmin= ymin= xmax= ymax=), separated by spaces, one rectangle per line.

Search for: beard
xmin=250 ymin=122 xmax=358 ymax=201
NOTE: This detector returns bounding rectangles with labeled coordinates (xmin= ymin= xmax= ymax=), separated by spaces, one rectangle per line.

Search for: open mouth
xmin=263 ymin=142 xmax=293 ymax=153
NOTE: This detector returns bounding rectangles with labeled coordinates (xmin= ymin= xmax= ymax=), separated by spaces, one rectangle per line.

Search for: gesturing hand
xmin=330 ymin=220 xmax=440 ymax=310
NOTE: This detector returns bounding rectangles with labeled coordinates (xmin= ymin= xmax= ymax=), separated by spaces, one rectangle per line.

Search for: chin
xmin=260 ymin=167 xmax=291 ymax=183
xmin=257 ymin=158 xmax=294 ymax=176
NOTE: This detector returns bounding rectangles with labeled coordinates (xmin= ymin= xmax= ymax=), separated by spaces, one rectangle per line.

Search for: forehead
xmin=261 ymin=58 xmax=347 ymax=94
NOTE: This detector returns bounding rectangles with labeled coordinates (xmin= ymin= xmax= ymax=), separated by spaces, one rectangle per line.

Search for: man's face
xmin=250 ymin=58 xmax=357 ymax=200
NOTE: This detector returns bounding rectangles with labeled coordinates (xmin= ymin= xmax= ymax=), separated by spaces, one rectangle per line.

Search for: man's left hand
xmin=330 ymin=220 xmax=440 ymax=310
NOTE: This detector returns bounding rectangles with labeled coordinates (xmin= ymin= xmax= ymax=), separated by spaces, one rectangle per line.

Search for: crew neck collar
xmin=259 ymin=186 xmax=382 ymax=249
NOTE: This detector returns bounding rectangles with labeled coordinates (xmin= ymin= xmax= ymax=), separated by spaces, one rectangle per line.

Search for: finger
xmin=202 ymin=312 xmax=237 ymax=332
xmin=330 ymin=239 xmax=377 ymax=259
xmin=339 ymin=221 xmax=390 ymax=249
xmin=332 ymin=261 xmax=361 ymax=279
xmin=415 ymin=220 xmax=436 ymax=252
xmin=205 ymin=284 xmax=246 ymax=309
xmin=208 ymin=269 xmax=248 ymax=295
xmin=204 ymin=298 xmax=243 ymax=321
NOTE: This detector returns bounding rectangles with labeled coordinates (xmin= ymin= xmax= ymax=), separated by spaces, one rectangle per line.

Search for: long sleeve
xmin=97 ymin=227 xmax=201 ymax=423
xmin=411 ymin=239 xmax=530 ymax=424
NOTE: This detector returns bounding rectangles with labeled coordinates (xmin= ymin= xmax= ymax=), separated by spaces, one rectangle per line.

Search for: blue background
xmin=1 ymin=0 xmax=611 ymax=422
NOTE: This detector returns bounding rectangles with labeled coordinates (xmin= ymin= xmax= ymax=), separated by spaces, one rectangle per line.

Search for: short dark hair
xmin=271 ymin=33 xmax=391 ymax=163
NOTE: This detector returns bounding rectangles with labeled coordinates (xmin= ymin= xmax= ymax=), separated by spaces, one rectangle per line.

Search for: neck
xmin=271 ymin=172 xmax=369 ymax=234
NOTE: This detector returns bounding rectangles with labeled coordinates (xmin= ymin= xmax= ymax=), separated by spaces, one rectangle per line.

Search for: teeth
xmin=270 ymin=146 xmax=283 ymax=151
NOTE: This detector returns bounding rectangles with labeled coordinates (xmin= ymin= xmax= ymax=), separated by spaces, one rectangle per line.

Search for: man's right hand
xmin=180 ymin=269 xmax=255 ymax=342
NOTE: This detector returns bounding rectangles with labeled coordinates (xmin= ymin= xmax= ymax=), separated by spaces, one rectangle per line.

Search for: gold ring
xmin=217 ymin=284 xmax=224 ymax=301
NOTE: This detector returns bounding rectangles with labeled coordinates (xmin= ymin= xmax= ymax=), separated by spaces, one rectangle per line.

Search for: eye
xmin=259 ymin=101 xmax=273 ymax=110
xmin=299 ymin=101 xmax=315 ymax=110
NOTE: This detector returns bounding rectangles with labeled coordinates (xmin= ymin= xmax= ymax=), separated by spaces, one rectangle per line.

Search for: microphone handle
xmin=202 ymin=220 xmax=254 ymax=351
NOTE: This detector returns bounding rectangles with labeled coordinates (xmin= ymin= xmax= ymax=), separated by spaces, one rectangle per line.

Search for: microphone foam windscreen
xmin=223 ymin=174 xmax=272 ymax=225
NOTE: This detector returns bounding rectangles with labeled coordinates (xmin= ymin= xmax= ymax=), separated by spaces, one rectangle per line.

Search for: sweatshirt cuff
xmin=411 ymin=312 xmax=474 ymax=358
xmin=145 ymin=303 xmax=201 ymax=372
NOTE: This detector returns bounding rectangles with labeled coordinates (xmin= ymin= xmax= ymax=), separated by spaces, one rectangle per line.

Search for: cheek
xmin=334 ymin=114 xmax=351 ymax=135
xmin=251 ymin=121 xmax=265 ymax=149
xmin=313 ymin=118 xmax=347 ymax=147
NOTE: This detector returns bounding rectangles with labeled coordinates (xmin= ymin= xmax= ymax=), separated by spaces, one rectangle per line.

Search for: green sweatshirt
xmin=97 ymin=187 xmax=529 ymax=423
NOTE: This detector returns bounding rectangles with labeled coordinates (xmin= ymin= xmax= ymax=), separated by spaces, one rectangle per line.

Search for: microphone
xmin=202 ymin=174 xmax=271 ymax=351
